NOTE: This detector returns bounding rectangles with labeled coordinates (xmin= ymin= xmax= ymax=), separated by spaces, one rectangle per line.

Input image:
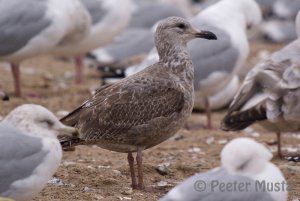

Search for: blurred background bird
xmin=0 ymin=104 xmax=77 ymax=201
xmin=221 ymin=10 xmax=300 ymax=158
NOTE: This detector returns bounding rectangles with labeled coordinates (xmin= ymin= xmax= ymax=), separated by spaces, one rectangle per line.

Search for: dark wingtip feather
xmin=220 ymin=103 xmax=267 ymax=131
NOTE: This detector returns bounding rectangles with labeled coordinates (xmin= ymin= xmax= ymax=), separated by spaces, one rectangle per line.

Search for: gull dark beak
xmin=195 ymin=30 xmax=217 ymax=40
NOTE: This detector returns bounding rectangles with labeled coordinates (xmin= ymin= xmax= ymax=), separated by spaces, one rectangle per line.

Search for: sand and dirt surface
xmin=0 ymin=42 xmax=299 ymax=201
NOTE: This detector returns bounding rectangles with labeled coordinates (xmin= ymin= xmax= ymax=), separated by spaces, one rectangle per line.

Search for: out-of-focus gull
xmin=126 ymin=0 xmax=262 ymax=129
xmin=258 ymin=0 xmax=300 ymax=43
xmin=0 ymin=104 xmax=77 ymax=201
xmin=160 ymin=138 xmax=287 ymax=201
xmin=52 ymin=0 xmax=132 ymax=84
xmin=190 ymin=0 xmax=261 ymax=128
xmin=0 ymin=0 xmax=91 ymax=97
xmin=221 ymin=11 xmax=300 ymax=158
xmin=273 ymin=0 xmax=300 ymax=20
xmin=261 ymin=20 xmax=297 ymax=43
xmin=59 ymin=17 xmax=217 ymax=189
xmin=89 ymin=27 xmax=154 ymax=68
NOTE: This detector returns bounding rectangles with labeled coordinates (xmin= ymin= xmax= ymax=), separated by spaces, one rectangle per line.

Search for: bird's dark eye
xmin=177 ymin=23 xmax=186 ymax=29
xmin=44 ymin=119 xmax=54 ymax=127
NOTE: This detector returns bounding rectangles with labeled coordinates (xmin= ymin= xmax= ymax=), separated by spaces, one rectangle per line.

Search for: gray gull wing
xmin=0 ymin=0 xmax=51 ymax=56
xmin=0 ymin=123 xmax=48 ymax=195
xmin=188 ymin=22 xmax=239 ymax=90
xmin=99 ymin=28 xmax=154 ymax=62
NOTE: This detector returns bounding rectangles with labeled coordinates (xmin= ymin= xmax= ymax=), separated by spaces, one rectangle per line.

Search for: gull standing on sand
xmin=52 ymin=0 xmax=132 ymax=84
xmin=160 ymin=138 xmax=287 ymax=201
xmin=59 ymin=17 xmax=217 ymax=189
xmin=126 ymin=0 xmax=262 ymax=129
xmin=0 ymin=0 xmax=91 ymax=97
xmin=0 ymin=104 xmax=77 ymax=201
xmin=221 ymin=11 xmax=300 ymax=158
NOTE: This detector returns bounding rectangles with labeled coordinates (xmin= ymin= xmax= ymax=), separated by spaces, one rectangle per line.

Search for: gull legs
xmin=276 ymin=132 xmax=283 ymax=158
xmin=74 ymin=55 xmax=85 ymax=84
xmin=127 ymin=149 xmax=144 ymax=190
xmin=11 ymin=63 xmax=21 ymax=97
xmin=127 ymin=152 xmax=137 ymax=188
xmin=204 ymin=97 xmax=213 ymax=129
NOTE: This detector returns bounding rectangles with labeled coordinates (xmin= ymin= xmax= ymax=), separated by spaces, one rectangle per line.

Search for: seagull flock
xmin=0 ymin=0 xmax=299 ymax=200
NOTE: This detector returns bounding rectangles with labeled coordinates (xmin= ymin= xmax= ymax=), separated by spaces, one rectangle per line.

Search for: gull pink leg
xmin=11 ymin=63 xmax=22 ymax=97
xmin=127 ymin=152 xmax=137 ymax=189
xmin=204 ymin=97 xmax=213 ymax=129
xmin=74 ymin=55 xmax=84 ymax=84
xmin=276 ymin=132 xmax=283 ymax=158
xmin=136 ymin=148 xmax=145 ymax=190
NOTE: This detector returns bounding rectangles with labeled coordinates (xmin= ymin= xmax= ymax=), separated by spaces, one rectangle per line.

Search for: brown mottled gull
xmin=60 ymin=16 xmax=217 ymax=189
xmin=221 ymin=11 xmax=300 ymax=158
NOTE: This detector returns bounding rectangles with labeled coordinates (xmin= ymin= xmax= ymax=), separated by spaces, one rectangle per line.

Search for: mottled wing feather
xmin=62 ymin=76 xmax=185 ymax=142
xmin=0 ymin=0 xmax=51 ymax=55
xmin=0 ymin=123 xmax=47 ymax=193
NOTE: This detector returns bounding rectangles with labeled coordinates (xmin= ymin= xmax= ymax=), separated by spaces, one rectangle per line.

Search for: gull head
xmin=239 ymin=0 xmax=262 ymax=30
xmin=3 ymin=104 xmax=78 ymax=139
xmin=155 ymin=16 xmax=217 ymax=48
xmin=221 ymin=138 xmax=272 ymax=177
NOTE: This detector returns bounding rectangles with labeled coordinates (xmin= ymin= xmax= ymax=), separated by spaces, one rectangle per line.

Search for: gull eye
xmin=43 ymin=119 xmax=54 ymax=127
xmin=177 ymin=23 xmax=186 ymax=29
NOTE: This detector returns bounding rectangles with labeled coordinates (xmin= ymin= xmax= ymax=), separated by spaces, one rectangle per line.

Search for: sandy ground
xmin=0 ymin=41 xmax=299 ymax=201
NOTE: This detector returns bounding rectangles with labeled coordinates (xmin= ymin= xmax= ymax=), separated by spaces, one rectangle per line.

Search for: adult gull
xmin=221 ymin=11 xmax=300 ymax=158
xmin=0 ymin=104 xmax=77 ymax=201
xmin=59 ymin=17 xmax=217 ymax=189
xmin=160 ymin=138 xmax=287 ymax=201
xmin=0 ymin=0 xmax=91 ymax=97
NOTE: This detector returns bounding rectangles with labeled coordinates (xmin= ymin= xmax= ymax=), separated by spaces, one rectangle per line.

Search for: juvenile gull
xmin=60 ymin=16 xmax=217 ymax=189
xmin=160 ymin=138 xmax=287 ymax=201
xmin=0 ymin=104 xmax=77 ymax=201
xmin=0 ymin=0 xmax=91 ymax=97
xmin=126 ymin=0 xmax=262 ymax=129
xmin=221 ymin=11 xmax=300 ymax=158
